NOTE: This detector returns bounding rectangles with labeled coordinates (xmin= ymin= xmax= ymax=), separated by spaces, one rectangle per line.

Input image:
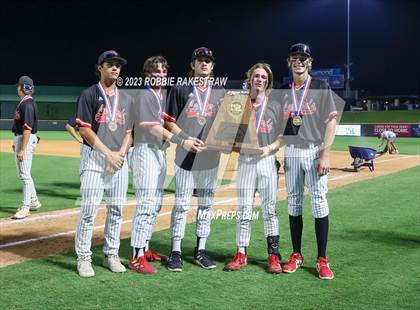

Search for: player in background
xmin=224 ymin=63 xmax=283 ymax=274
xmin=378 ymin=130 xmax=399 ymax=154
xmin=74 ymin=50 xmax=132 ymax=277
xmin=12 ymin=76 xmax=42 ymax=219
xmin=280 ymin=43 xmax=337 ymax=280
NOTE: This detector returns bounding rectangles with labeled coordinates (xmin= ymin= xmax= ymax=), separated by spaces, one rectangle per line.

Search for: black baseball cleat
xmin=194 ymin=248 xmax=216 ymax=269
xmin=167 ymin=251 xmax=183 ymax=272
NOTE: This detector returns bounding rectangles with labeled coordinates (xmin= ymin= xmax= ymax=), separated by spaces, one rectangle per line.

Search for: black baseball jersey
xmin=166 ymin=85 xmax=225 ymax=171
xmin=76 ymin=84 xmax=133 ymax=151
xmin=253 ymin=97 xmax=283 ymax=147
xmin=12 ymin=96 xmax=38 ymax=135
xmin=132 ymin=88 xmax=168 ymax=148
xmin=279 ymin=78 xmax=337 ymax=144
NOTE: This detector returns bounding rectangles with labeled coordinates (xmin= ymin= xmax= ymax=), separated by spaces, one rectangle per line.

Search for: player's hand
xmin=182 ymin=139 xmax=202 ymax=153
xmin=317 ymin=153 xmax=330 ymax=176
xmin=106 ymin=151 xmax=125 ymax=170
xmin=259 ymin=146 xmax=270 ymax=158
xmin=17 ymin=150 xmax=25 ymax=161
xmin=77 ymin=137 xmax=84 ymax=144
xmin=105 ymin=162 xmax=116 ymax=174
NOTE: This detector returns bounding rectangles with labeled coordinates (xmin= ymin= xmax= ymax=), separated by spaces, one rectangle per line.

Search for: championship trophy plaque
xmin=205 ymin=91 xmax=262 ymax=154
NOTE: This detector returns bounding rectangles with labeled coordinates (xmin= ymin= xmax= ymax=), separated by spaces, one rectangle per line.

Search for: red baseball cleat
xmin=145 ymin=249 xmax=167 ymax=262
xmin=267 ymin=254 xmax=283 ymax=274
xmin=129 ymin=256 xmax=157 ymax=274
xmin=224 ymin=252 xmax=247 ymax=271
xmin=316 ymin=257 xmax=334 ymax=280
xmin=283 ymin=252 xmax=304 ymax=273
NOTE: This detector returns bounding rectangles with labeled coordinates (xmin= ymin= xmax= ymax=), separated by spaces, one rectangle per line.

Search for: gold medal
xmin=292 ymin=116 xmax=303 ymax=126
xmin=108 ymin=121 xmax=118 ymax=132
xmin=197 ymin=116 xmax=206 ymax=126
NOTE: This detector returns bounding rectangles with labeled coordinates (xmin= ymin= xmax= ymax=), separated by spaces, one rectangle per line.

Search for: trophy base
xmin=206 ymin=143 xmax=263 ymax=155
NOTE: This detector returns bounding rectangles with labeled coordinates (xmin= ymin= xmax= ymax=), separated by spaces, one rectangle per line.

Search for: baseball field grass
xmin=340 ymin=110 xmax=420 ymax=124
xmin=0 ymin=152 xmax=230 ymax=217
xmin=0 ymin=166 xmax=419 ymax=309
xmin=1 ymin=133 xmax=419 ymax=217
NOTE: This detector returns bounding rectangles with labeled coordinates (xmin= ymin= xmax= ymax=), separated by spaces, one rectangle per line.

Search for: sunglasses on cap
xmin=192 ymin=47 xmax=215 ymax=61
xmin=23 ymin=84 xmax=34 ymax=92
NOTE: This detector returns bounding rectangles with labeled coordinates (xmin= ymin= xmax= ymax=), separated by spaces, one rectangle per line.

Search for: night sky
xmin=2 ymin=0 xmax=419 ymax=96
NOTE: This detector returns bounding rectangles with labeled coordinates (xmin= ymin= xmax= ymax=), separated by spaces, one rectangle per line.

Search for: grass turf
xmin=331 ymin=136 xmax=420 ymax=155
xmin=340 ymin=110 xmax=420 ymax=124
xmin=0 ymin=153 xmax=229 ymax=218
xmin=0 ymin=166 xmax=419 ymax=309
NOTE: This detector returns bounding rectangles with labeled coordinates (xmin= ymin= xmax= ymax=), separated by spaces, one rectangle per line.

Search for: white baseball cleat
xmin=30 ymin=200 xmax=42 ymax=210
xmin=77 ymin=259 xmax=95 ymax=278
xmin=103 ymin=255 xmax=126 ymax=273
xmin=12 ymin=207 xmax=30 ymax=219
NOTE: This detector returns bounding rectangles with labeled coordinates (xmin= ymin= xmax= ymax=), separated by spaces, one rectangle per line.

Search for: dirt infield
xmin=0 ymin=139 xmax=419 ymax=268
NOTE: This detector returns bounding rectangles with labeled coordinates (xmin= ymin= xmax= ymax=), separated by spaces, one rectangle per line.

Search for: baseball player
xmin=224 ymin=63 xmax=283 ymax=273
xmin=129 ymin=56 xmax=199 ymax=274
xmin=65 ymin=116 xmax=83 ymax=143
xmin=378 ymin=130 xmax=399 ymax=154
xmin=74 ymin=50 xmax=133 ymax=278
xmin=280 ymin=43 xmax=337 ymax=280
xmin=165 ymin=47 xmax=225 ymax=272
xmin=11 ymin=76 xmax=42 ymax=219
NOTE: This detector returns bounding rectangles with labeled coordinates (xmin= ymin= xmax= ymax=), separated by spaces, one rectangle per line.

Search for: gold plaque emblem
xmin=229 ymin=101 xmax=243 ymax=116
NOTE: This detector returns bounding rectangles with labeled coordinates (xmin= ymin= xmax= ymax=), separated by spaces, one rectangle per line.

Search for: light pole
xmin=345 ymin=0 xmax=352 ymax=98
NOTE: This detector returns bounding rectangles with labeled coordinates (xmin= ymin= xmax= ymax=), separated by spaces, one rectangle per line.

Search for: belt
xmin=147 ymin=143 xmax=164 ymax=150
xmin=287 ymin=142 xmax=322 ymax=149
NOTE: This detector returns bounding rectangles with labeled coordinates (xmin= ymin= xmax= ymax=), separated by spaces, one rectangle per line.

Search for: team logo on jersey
xmin=15 ymin=111 xmax=21 ymax=121
xmin=98 ymin=96 xmax=103 ymax=101
xmin=95 ymin=104 xmax=126 ymax=125
xmin=259 ymin=118 xmax=273 ymax=134
xmin=95 ymin=104 xmax=106 ymax=122
xmin=283 ymin=99 xmax=317 ymax=119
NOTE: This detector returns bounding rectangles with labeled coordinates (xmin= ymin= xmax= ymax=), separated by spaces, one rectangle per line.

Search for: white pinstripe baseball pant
xmin=13 ymin=134 xmax=39 ymax=207
xmin=131 ymin=144 xmax=166 ymax=249
xmin=236 ymin=154 xmax=279 ymax=247
xmin=75 ymin=144 xmax=128 ymax=259
xmin=284 ymin=145 xmax=329 ymax=218
xmin=170 ymin=165 xmax=218 ymax=241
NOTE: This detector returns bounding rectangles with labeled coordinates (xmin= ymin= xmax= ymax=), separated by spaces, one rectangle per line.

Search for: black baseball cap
xmin=191 ymin=47 xmax=215 ymax=62
xmin=289 ymin=43 xmax=311 ymax=57
xmin=97 ymin=50 xmax=127 ymax=65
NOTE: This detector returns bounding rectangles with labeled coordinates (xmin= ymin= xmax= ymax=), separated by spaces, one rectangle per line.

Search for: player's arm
xmin=155 ymin=123 xmax=202 ymax=152
xmin=65 ymin=123 xmax=83 ymax=143
xmin=317 ymin=117 xmax=337 ymax=176
xmin=119 ymin=131 xmax=133 ymax=155
xmin=378 ymin=136 xmax=385 ymax=147
xmin=16 ymin=129 xmax=31 ymax=161
xmin=259 ymin=135 xmax=284 ymax=158
xmin=79 ymin=127 xmax=124 ymax=169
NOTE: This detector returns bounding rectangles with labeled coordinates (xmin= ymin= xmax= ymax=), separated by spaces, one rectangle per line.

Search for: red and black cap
xmin=191 ymin=47 xmax=215 ymax=62
xmin=289 ymin=43 xmax=311 ymax=57
xmin=97 ymin=50 xmax=127 ymax=65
